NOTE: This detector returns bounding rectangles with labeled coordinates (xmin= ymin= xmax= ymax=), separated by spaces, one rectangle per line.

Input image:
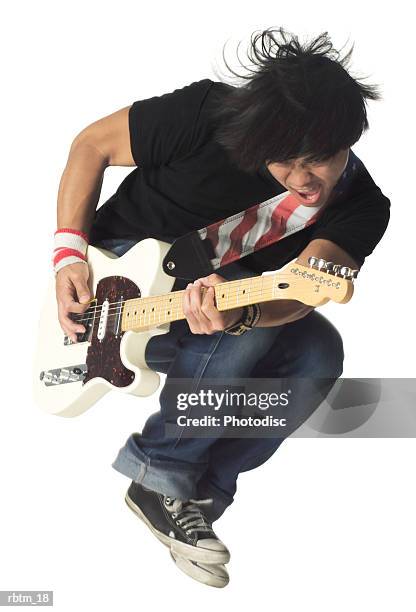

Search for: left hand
xmin=182 ymin=273 xmax=244 ymax=335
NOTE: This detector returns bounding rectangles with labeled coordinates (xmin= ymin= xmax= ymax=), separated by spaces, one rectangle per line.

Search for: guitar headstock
xmin=272 ymin=257 xmax=358 ymax=306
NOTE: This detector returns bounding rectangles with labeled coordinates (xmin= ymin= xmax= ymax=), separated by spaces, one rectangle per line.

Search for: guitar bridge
xmin=40 ymin=364 xmax=87 ymax=386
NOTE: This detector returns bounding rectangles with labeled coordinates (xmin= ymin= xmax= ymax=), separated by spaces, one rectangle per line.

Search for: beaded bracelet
xmin=224 ymin=303 xmax=262 ymax=335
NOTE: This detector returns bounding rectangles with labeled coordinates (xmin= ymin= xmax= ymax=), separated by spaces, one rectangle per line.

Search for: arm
xmin=57 ymin=106 xmax=135 ymax=232
xmin=56 ymin=106 xmax=136 ymax=342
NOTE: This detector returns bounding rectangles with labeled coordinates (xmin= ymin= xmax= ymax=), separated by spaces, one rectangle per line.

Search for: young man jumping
xmin=54 ymin=28 xmax=390 ymax=587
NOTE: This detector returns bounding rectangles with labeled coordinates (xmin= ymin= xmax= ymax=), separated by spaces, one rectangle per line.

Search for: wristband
xmin=53 ymin=228 xmax=89 ymax=274
xmin=224 ymin=303 xmax=262 ymax=335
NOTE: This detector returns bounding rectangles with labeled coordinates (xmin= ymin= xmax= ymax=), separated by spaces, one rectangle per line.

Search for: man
xmin=54 ymin=28 xmax=390 ymax=587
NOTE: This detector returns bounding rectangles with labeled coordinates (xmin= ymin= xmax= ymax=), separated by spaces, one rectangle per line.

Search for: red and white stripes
xmin=198 ymin=191 xmax=323 ymax=269
xmin=53 ymin=228 xmax=88 ymax=274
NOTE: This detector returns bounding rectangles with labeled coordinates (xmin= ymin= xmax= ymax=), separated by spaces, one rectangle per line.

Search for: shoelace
xmin=164 ymin=496 xmax=215 ymax=537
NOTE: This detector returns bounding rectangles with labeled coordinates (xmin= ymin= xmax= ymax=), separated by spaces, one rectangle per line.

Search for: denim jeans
xmin=96 ymin=238 xmax=344 ymax=521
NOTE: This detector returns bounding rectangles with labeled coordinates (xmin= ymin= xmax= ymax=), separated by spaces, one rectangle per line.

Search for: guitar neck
xmin=121 ymin=274 xmax=277 ymax=332
xmin=120 ymin=260 xmax=354 ymax=333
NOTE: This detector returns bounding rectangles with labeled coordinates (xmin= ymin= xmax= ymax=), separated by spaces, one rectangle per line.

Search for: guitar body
xmin=34 ymin=239 xmax=175 ymax=418
xmin=34 ymin=236 xmax=354 ymax=419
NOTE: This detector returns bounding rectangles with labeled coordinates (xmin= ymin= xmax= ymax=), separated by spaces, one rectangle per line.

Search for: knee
xmin=307 ymin=317 xmax=344 ymax=377
xmin=293 ymin=312 xmax=344 ymax=378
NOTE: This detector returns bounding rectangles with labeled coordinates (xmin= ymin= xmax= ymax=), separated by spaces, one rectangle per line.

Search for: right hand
xmin=56 ymin=262 xmax=91 ymax=342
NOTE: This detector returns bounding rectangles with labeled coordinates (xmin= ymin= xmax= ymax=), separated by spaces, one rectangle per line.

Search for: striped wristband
xmin=53 ymin=228 xmax=89 ymax=274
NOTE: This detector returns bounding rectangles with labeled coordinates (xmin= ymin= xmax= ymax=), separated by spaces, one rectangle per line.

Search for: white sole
xmin=170 ymin=551 xmax=229 ymax=588
xmin=125 ymin=492 xmax=230 ymax=565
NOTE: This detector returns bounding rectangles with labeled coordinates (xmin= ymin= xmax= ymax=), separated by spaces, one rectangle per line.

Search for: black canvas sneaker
xmin=125 ymin=481 xmax=230 ymax=565
xmin=170 ymin=550 xmax=229 ymax=588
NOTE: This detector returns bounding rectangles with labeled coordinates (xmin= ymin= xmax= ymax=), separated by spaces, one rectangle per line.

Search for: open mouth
xmin=291 ymin=186 xmax=322 ymax=205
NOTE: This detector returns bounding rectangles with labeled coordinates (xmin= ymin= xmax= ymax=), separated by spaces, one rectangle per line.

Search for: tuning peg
xmin=308 ymin=256 xmax=318 ymax=268
xmin=325 ymin=261 xmax=335 ymax=274
xmin=339 ymin=266 xmax=352 ymax=278
xmin=317 ymin=258 xmax=327 ymax=271
xmin=343 ymin=268 xmax=359 ymax=281
xmin=332 ymin=264 xmax=341 ymax=275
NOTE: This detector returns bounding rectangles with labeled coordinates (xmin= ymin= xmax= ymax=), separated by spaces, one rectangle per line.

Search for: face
xmin=266 ymin=148 xmax=350 ymax=207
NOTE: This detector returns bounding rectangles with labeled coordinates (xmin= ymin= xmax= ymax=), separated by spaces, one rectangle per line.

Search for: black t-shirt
xmin=89 ymin=79 xmax=391 ymax=273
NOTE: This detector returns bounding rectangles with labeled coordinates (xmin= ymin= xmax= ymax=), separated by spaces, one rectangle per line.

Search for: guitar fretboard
xmin=121 ymin=274 xmax=279 ymax=332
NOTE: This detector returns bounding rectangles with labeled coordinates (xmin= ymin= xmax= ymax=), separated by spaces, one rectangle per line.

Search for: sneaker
xmin=125 ymin=481 xmax=230 ymax=565
xmin=169 ymin=551 xmax=229 ymax=588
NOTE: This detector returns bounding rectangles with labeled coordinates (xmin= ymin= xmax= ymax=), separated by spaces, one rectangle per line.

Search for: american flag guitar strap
xmin=162 ymin=191 xmax=322 ymax=279
xmin=162 ymin=151 xmax=359 ymax=279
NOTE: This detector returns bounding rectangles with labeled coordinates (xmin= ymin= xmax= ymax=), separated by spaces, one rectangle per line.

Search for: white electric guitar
xmin=33 ymin=238 xmax=356 ymax=418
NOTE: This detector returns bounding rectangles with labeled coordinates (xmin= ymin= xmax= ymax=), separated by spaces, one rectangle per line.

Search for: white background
xmin=1 ymin=0 xmax=415 ymax=610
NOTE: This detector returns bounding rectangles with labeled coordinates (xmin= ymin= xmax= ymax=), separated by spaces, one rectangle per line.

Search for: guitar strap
xmin=162 ymin=150 xmax=359 ymax=279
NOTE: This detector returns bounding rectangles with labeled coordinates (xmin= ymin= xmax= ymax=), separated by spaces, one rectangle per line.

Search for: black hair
xmin=211 ymin=27 xmax=381 ymax=174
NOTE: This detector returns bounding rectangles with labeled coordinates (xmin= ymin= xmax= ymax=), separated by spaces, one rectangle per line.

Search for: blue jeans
xmin=97 ymin=238 xmax=344 ymax=521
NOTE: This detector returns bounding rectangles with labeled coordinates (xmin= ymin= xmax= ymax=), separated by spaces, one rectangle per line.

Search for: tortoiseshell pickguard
xmin=83 ymin=276 xmax=140 ymax=387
